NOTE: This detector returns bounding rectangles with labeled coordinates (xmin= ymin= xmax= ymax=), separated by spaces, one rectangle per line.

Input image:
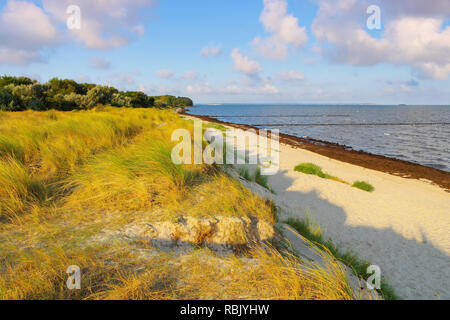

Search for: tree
xmin=0 ymin=76 xmax=33 ymax=89
xmin=175 ymin=97 xmax=193 ymax=107
xmin=0 ymin=87 xmax=21 ymax=111
xmin=47 ymin=78 xmax=87 ymax=100
xmin=0 ymin=75 xmax=194 ymax=111
xmin=118 ymin=91 xmax=154 ymax=108
xmin=111 ymin=93 xmax=132 ymax=107
xmin=83 ymin=85 xmax=117 ymax=109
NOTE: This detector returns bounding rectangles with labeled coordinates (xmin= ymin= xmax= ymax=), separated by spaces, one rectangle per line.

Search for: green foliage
xmin=254 ymin=167 xmax=270 ymax=190
xmin=238 ymin=166 xmax=273 ymax=193
xmin=0 ymin=76 xmax=33 ymax=89
xmin=116 ymin=91 xmax=155 ymax=108
xmin=175 ymin=96 xmax=193 ymax=107
xmin=0 ymin=75 xmax=193 ymax=112
xmin=352 ymin=181 xmax=375 ymax=192
xmin=0 ymin=87 xmax=21 ymax=111
xmin=83 ymin=85 xmax=118 ymax=109
xmin=238 ymin=167 xmax=251 ymax=180
xmin=294 ymin=163 xmax=335 ymax=179
xmin=154 ymin=95 xmax=193 ymax=108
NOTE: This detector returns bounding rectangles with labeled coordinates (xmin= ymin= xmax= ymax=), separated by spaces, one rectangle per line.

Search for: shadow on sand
xmin=266 ymin=169 xmax=450 ymax=300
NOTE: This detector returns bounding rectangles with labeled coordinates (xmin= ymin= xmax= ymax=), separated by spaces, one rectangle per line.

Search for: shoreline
xmin=182 ymin=110 xmax=450 ymax=192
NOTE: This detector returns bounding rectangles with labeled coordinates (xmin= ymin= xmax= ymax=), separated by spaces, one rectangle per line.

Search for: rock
xmin=120 ymin=215 xmax=274 ymax=253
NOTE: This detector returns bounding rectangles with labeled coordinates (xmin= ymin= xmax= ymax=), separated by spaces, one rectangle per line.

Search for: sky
xmin=1 ymin=0 xmax=450 ymax=104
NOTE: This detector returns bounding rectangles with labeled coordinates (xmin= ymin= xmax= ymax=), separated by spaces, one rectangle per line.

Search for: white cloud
xmin=139 ymin=84 xmax=181 ymax=96
xmin=381 ymin=0 xmax=450 ymax=19
xmin=201 ymin=45 xmax=223 ymax=58
xmin=0 ymin=0 xmax=157 ymax=64
xmin=42 ymin=0 xmax=156 ymax=50
xmin=231 ymin=49 xmax=262 ymax=76
xmin=261 ymin=83 xmax=279 ymax=94
xmin=312 ymin=0 xmax=450 ymax=79
xmin=0 ymin=0 xmax=58 ymax=64
xmin=156 ymin=69 xmax=174 ymax=79
xmin=186 ymin=83 xmax=213 ymax=94
xmin=89 ymin=56 xmax=111 ymax=69
xmin=252 ymin=0 xmax=308 ymax=60
xmin=278 ymin=70 xmax=305 ymax=82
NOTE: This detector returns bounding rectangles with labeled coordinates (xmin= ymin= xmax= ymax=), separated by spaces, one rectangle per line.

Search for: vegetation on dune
xmin=352 ymin=181 xmax=375 ymax=192
xmin=0 ymin=108 xmax=150 ymax=220
xmin=238 ymin=167 xmax=251 ymax=180
xmin=95 ymin=245 xmax=356 ymax=300
xmin=0 ymin=240 xmax=355 ymax=300
xmin=0 ymin=107 xmax=374 ymax=300
xmin=254 ymin=167 xmax=271 ymax=191
xmin=0 ymin=75 xmax=193 ymax=112
xmin=238 ymin=166 xmax=273 ymax=193
xmin=285 ymin=216 xmax=397 ymax=300
xmin=294 ymin=163 xmax=338 ymax=180
xmin=294 ymin=162 xmax=375 ymax=191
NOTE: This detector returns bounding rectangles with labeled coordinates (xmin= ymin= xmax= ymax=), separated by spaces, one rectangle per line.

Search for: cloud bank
xmin=0 ymin=0 xmax=156 ymax=65
xmin=0 ymin=0 xmax=58 ymax=64
xmin=312 ymin=0 xmax=450 ymax=79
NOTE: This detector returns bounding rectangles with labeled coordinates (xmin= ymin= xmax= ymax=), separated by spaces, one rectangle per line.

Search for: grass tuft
xmin=254 ymin=167 xmax=270 ymax=190
xmin=294 ymin=163 xmax=336 ymax=180
xmin=238 ymin=167 xmax=251 ymax=180
xmin=352 ymin=181 xmax=375 ymax=192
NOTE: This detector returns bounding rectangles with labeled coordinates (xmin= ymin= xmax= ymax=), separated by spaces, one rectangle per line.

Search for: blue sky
xmin=1 ymin=0 xmax=450 ymax=104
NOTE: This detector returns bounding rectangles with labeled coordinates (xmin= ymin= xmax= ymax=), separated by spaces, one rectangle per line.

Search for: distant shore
xmin=182 ymin=110 xmax=450 ymax=192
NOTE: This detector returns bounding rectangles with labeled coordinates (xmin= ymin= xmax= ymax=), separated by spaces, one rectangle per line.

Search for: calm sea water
xmin=187 ymin=104 xmax=450 ymax=172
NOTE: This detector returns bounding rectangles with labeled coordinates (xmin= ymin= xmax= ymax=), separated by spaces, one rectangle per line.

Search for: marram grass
xmin=0 ymin=107 xmax=366 ymax=300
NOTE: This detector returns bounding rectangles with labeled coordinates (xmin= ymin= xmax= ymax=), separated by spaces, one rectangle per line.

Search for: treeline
xmin=0 ymin=76 xmax=193 ymax=111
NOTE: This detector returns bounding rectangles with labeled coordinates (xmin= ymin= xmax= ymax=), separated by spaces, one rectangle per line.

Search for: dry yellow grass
xmin=0 ymin=107 xmax=359 ymax=300
xmin=96 ymin=245 xmax=356 ymax=300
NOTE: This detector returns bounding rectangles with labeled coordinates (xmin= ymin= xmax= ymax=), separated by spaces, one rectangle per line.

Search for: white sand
xmin=269 ymin=143 xmax=450 ymax=300
xmin=185 ymin=115 xmax=450 ymax=299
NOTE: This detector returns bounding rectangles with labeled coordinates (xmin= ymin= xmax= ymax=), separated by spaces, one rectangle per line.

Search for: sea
xmin=186 ymin=104 xmax=450 ymax=172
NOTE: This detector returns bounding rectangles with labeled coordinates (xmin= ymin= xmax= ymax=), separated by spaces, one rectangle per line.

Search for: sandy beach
xmin=186 ymin=113 xmax=450 ymax=300
xmin=271 ymin=143 xmax=450 ymax=300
